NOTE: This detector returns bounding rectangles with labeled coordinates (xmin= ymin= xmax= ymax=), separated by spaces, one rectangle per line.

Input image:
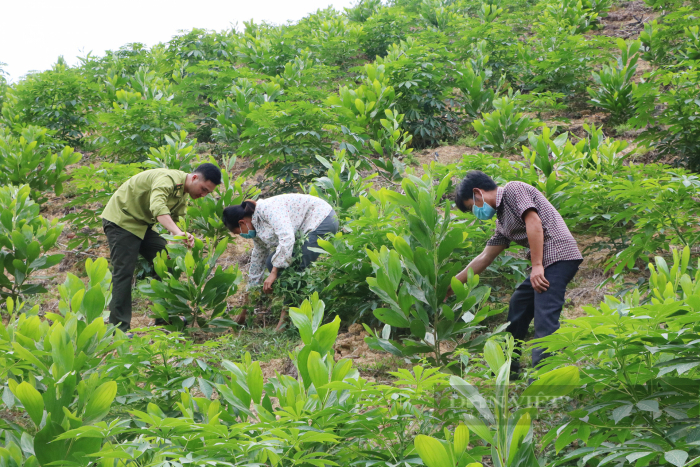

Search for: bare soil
xmin=591 ymin=0 xmax=656 ymax=40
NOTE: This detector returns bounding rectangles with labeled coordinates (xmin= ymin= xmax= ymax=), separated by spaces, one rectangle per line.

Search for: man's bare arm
xmin=523 ymin=208 xmax=549 ymax=293
xmin=456 ymin=244 xmax=507 ymax=281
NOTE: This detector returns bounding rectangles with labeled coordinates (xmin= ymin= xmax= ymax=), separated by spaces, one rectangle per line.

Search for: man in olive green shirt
xmin=101 ymin=163 xmax=222 ymax=332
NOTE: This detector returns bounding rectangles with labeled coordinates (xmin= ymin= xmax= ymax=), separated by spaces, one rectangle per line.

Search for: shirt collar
xmin=496 ymin=186 xmax=505 ymax=208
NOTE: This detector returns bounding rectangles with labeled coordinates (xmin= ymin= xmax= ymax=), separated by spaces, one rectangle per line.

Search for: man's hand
xmin=263 ymin=269 xmax=278 ymax=294
xmin=530 ymin=264 xmax=549 ymax=293
xmin=174 ymin=231 xmax=195 ymax=248
xmin=183 ymin=232 xmax=195 ymax=249
xmin=157 ymin=215 xmax=195 ymax=248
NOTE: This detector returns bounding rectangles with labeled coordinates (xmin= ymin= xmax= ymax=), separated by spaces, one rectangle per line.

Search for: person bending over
xmin=449 ymin=170 xmax=582 ymax=374
xmin=223 ymin=194 xmax=338 ymax=330
xmin=101 ymin=163 xmax=222 ymax=333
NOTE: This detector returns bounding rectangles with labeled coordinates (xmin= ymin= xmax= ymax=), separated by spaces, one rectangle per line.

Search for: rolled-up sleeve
xmin=247 ymin=238 xmax=268 ymax=286
xmin=269 ymin=211 xmax=296 ymax=269
xmin=149 ymin=178 xmax=173 ymax=219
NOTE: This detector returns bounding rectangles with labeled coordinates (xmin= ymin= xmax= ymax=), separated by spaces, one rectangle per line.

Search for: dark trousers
xmin=266 ymin=210 xmax=340 ymax=273
xmin=506 ymin=259 xmax=582 ymax=370
xmin=103 ymin=219 xmax=166 ymax=332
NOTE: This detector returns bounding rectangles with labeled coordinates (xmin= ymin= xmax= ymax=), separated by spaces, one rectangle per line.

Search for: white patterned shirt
xmin=248 ymin=194 xmax=333 ymax=285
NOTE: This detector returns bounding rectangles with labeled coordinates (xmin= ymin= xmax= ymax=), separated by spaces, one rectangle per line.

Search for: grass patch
xmin=215 ymin=327 xmax=301 ymax=363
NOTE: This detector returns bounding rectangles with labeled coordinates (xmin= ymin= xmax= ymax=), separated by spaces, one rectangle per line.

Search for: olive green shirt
xmin=101 ymin=169 xmax=188 ymax=239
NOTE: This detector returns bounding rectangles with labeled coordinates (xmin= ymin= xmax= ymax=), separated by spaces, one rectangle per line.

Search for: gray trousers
xmin=266 ymin=210 xmax=339 ymax=273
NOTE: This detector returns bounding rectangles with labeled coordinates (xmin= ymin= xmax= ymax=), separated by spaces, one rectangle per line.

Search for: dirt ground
xmin=7 ymin=0 xmax=660 ymax=379
xmin=16 ymin=141 xmax=630 ymax=382
xmin=591 ymin=0 xmax=656 ymax=40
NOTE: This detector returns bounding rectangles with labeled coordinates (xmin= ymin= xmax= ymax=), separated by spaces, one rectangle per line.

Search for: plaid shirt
xmin=486 ymin=181 xmax=582 ymax=268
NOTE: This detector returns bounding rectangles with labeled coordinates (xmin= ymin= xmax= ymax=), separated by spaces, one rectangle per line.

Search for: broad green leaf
xmin=451 ymin=376 xmax=495 ymax=424
xmin=414 ymin=435 xmax=451 ymax=467
xmin=373 ymin=308 xmax=410 ymax=328
xmin=637 ymin=400 xmax=659 ymax=412
xmin=314 ymin=316 xmax=341 ymax=355
xmin=81 ymin=287 xmax=106 ymax=323
xmin=392 ymin=236 xmax=413 ymax=261
xmin=247 ymin=362 xmax=263 ymax=405
xmin=508 ymin=412 xmax=531 ymax=464
xmin=83 ymin=381 xmax=117 ymax=423
xmin=48 ymin=324 xmax=74 ymax=377
xmin=462 ymin=414 xmax=494 ymax=444
xmin=13 ymin=382 xmax=44 ymax=427
xmin=34 ymin=415 xmax=68 ymax=466
xmin=519 ymin=366 xmax=579 ymax=402
xmin=612 ymin=404 xmax=634 ymax=424
xmin=483 ymin=339 xmax=505 ymax=374
xmin=454 ymin=424 xmax=469 ymax=456
xmin=289 ymin=311 xmax=313 ymax=345
xmin=307 ymin=351 xmax=329 ymax=400
xmin=665 ymin=450 xmax=688 ymax=467
xmin=331 ymin=359 xmax=353 ymax=382
xmin=410 ymin=319 xmax=427 ymax=340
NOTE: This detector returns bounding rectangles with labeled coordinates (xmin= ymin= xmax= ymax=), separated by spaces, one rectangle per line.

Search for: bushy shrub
xmin=364 ymin=173 xmax=504 ymax=367
xmin=233 ymin=26 xmax=298 ymax=76
xmin=359 ymin=6 xmax=413 ymax=59
xmin=97 ymin=87 xmax=191 ymax=162
xmin=4 ymin=63 xmax=99 ymax=143
xmin=166 ymin=28 xmax=234 ymax=64
xmin=345 ymin=0 xmax=382 ymax=22
xmin=212 ymin=77 xmax=283 ymax=150
xmin=0 ymin=185 xmax=63 ymax=305
xmin=536 ymin=247 xmax=700 ymax=466
xmin=0 ymin=126 xmax=82 ymax=202
xmin=138 ymin=237 xmax=242 ymax=331
xmin=326 ymin=63 xmax=398 ymax=146
xmin=143 ymin=130 xmax=201 ymax=171
xmin=634 ymin=65 xmax=700 ymax=170
xmin=239 ymin=100 xmax=335 ymax=192
xmin=515 ymin=30 xmax=606 ymax=94
xmin=473 ymin=96 xmax=538 ymax=152
xmin=301 ymin=10 xmax=363 ymax=67
xmin=545 ymin=0 xmax=599 ymax=33
xmin=454 ymin=62 xmax=499 ymax=120
xmin=587 ymin=39 xmax=641 ymax=125
xmin=378 ymin=39 xmax=457 ymax=148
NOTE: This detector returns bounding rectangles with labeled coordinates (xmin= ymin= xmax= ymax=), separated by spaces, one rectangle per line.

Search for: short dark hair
xmin=222 ymin=200 xmax=256 ymax=231
xmin=455 ymin=170 xmax=498 ymax=212
xmin=193 ymin=163 xmax=222 ymax=185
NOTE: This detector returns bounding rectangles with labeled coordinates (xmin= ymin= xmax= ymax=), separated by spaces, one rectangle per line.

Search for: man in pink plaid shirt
xmin=450 ymin=170 xmax=583 ymax=375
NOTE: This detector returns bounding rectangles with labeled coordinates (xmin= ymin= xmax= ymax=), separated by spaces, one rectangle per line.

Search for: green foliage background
xmin=1 ymin=0 xmax=700 ymax=465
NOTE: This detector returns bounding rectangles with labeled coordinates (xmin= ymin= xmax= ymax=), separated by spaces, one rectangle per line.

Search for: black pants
xmin=103 ymin=219 xmax=166 ymax=332
xmin=265 ymin=210 xmax=340 ymax=273
xmin=506 ymin=259 xmax=582 ymax=370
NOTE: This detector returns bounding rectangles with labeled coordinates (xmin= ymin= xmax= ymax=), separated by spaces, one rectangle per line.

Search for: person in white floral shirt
xmin=223 ymin=194 xmax=338 ymax=330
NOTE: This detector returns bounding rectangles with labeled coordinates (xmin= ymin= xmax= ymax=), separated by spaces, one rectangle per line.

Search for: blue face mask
xmin=239 ymin=222 xmax=257 ymax=239
xmin=473 ymin=193 xmax=497 ymax=220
